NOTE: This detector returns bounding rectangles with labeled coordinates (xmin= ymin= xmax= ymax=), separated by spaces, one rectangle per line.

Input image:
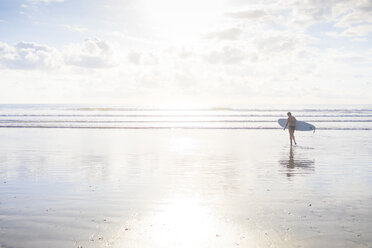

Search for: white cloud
xmin=328 ymin=1 xmax=372 ymax=37
xmin=127 ymin=50 xmax=141 ymax=64
xmin=340 ymin=24 xmax=372 ymax=37
xmin=287 ymin=0 xmax=372 ymax=34
xmin=60 ymin=24 xmax=87 ymax=33
xmin=254 ymin=34 xmax=297 ymax=55
xmin=203 ymin=46 xmax=249 ymax=64
xmin=0 ymin=39 xmax=118 ymax=70
xmin=224 ymin=1 xmax=372 ymax=39
xmin=0 ymin=41 xmax=63 ymax=70
xmin=26 ymin=0 xmax=64 ymax=3
xmin=204 ymin=28 xmax=243 ymax=41
xmin=64 ymin=39 xmax=116 ymax=68
xmin=225 ymin=9 xmax=268 ymax=19
xmin=223 ymin=1 xmax=371 ymax=39
xmin=127 ymin=50 xmax=159 ymax=65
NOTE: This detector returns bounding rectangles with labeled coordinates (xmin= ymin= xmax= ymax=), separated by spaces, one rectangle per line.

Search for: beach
xmin=1 ymin=124 xmax=372 ymax=247
xmin=2 ymin=0 xmax=372 ymax=246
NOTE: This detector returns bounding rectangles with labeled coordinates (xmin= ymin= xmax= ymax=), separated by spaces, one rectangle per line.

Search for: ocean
xmin=1 ymin=104 xmax=372 ymax=130
xmin=1 ymin=104 xmax=372 ymax=248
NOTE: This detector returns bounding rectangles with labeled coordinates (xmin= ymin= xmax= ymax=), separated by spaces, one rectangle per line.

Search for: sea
xmin=1 ymin=104 xmax=372 ymax=130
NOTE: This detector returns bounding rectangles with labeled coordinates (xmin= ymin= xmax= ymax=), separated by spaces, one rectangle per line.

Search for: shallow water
xmin=1 ymin=128 xmax=372 ymax=248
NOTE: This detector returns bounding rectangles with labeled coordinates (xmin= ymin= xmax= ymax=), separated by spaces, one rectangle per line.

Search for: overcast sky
xmin=0 ymin=0 xmax=371 ymax=106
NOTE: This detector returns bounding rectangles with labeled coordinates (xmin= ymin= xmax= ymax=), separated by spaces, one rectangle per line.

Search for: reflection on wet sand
xmin=2 ymin=129 xmax=372 ymax=248
xmin=278 ymin=147 xmax=315 ymax=178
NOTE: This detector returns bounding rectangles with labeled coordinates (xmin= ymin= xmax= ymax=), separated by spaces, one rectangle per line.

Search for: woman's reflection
xmin=279 ymin=147 xmax=315 ymax=178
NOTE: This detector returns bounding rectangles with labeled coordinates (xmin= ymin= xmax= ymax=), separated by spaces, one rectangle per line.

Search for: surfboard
xmin=278 ymin=118 xmax=315 ymax=132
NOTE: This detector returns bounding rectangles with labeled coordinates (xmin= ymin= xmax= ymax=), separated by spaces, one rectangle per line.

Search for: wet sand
xmin=0 ymin=128 xmax=372 ymax=247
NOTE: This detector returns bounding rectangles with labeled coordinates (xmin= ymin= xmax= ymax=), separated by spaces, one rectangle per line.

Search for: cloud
xmin=0 ymin=39 xmax=118 ymax=70
xmin=224 ymin=1 xmax=372 ymax=40
xmin=203 ymin=46 xmax=249 ymax=64
xmin=288 ymin=0 xmax=372 ymax=32
xmin=225 ymin=9 xmax=268 ymax=19
xmin=340 ymin=24 xmax=372 ymax=37
xmin=333 ymin=0 xmax=372 ymax=25
xmin=60 ymin=24 xmax=87 ymax=33
xmin=0 ymin=41 xmax=63 ymax=70
xmin=330 ymin=1 xmax=372 ymax=37
xmin=254 ymin=34 xmax=298 ymax=55
xmin=204 ymin=28 xmax=243 ymax=41
xmin=127 ymin=51 xmax=141 ymax=64
xmin=224 ymin=1 xmax=371 ymax=39
xmin=127 ymin=50 xmax=159 ymax=65
xmin=26 ymin=0 xmax=64 ymax=3
xmin=64 ymin=39 xmax=116 ymax=68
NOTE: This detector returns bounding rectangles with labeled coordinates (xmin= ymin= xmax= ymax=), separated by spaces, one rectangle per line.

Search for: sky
xmin=0 ymin=0 xmax=372 ymax=106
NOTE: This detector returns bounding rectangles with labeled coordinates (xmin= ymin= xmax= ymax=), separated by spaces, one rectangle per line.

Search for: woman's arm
xmin=284 ymin=118 xmax=288 ymax=130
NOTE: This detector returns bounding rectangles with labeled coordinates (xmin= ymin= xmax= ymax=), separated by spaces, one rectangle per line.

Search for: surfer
xmin=283 ymin=112 xmax=297 ymax=146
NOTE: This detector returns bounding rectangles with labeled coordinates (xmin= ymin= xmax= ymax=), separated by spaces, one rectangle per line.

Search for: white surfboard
xmin=278 ymin=118 xmax=315 ymax=132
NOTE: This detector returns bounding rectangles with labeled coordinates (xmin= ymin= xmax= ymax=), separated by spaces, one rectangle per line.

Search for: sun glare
xmin=151 ymin=198 xmax=214 ymax=248
xmin=142 ymin=0 xmax=225 ymax=43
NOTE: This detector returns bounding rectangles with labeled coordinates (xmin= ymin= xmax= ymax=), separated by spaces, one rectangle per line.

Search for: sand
xmin=0 ymin=128 xmax=372 ymax=248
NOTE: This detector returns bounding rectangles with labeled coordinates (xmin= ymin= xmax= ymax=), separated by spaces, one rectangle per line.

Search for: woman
xmin=283 ymin=112 xmax=297 ymax=146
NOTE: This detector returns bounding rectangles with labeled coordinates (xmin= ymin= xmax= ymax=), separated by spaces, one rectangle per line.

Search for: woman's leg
xmin=290 ymin=129 xmax=297 ymax=145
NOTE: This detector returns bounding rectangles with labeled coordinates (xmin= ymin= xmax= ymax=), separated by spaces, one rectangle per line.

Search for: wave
xmin=1 ymin=120 xmax=372 ymax=123
xmin=66 ymin=107 xmax=372 ymax=112
xmin=2 ymin=114 xmax=372 ymax=118
xmin=1 ymin=125 xmax=371 ymax=130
